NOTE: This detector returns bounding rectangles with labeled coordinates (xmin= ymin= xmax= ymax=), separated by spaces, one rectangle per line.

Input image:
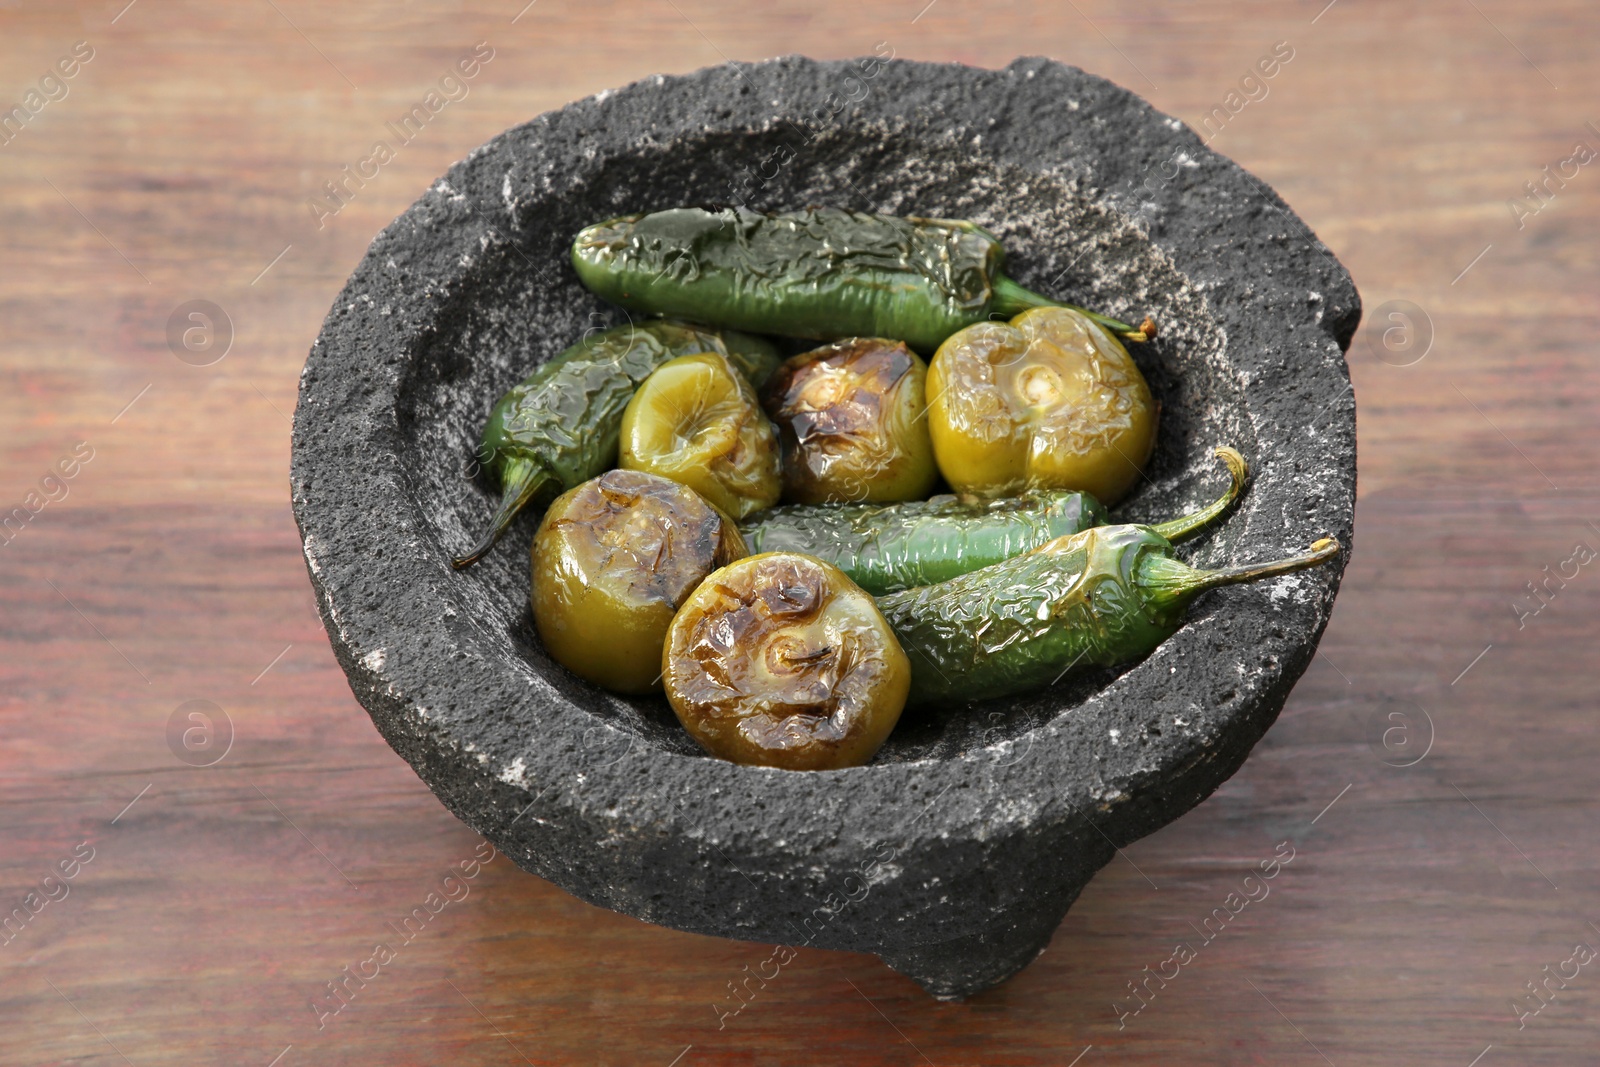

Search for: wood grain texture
xmin=2 ymin=1 xmax=1598 ymax=1063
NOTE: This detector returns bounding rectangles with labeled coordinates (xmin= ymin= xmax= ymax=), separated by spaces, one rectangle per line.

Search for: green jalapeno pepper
xmin=741 ymin=447 xmax=1246 ymax=596
xmin=662 ymin=551 xmax=910 ymax=770
xmin=879 ymin=478 xmax=1338 ymax=706
xmin=740 ymin=490 xmax=1105 ymax=596
xmin=452 ymin=320 xmax=780 ymax=569
xmin=570 ymin=207 xmax=1154 ymax=355
xmin=619 ymin=351 xmax=782 ymax=519
xmin=761 ymin=338 xmax=939 ymax=505
xmin=532 ymin=469 xmax=746 ymax=694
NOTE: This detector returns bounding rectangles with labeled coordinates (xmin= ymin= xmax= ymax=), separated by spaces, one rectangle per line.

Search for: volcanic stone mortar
xmin=291 ymin=55 xmax=1358 ymax=999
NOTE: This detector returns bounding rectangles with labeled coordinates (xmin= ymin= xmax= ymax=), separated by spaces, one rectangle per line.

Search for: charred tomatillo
xmin=531 ymin=469 xmax=746 ymax=694
xmin=619 ymin=351 xmax=781 ymax=520
xmin=761 ymin=338 xmax=939 ymax=505
xmin=662 ymin=552 xmax=911 ymax=770
xmin=927 ymin=306 xmax=1157 ymax=506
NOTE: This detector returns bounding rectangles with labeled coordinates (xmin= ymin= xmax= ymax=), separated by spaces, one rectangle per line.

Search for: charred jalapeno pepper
xmin=877 ymin=452 xmax=1335 ymax=705
xmin=452 ymin=320 xmax=780 ymax=569
xmin=662 ymin=552 xmax=911 ymax=770
xmin=531 ymin=469 xmax=746 ymax=694
xmin=571 ymin=207 xmax=1154 ymax=354
xmin=927 ymin=305 xmax=1157 ymax=506
xmin=736 ymin=448 xmax=1247 ymax=596
xmin=761 ymin=338 xmax=938 ymax=505
xmin=619 ymin=351 xmax=782 ymax=519
xmin=741 ymin=490 xmax=1107 ymax=596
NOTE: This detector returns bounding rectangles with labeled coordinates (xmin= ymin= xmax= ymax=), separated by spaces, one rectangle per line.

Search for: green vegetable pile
xmin=450 ymin=206 xmax=1338 ymax=770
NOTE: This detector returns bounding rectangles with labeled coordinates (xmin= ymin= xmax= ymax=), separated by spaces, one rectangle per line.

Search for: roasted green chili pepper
xmin=740 ymin=490 xmax=1105 ymax=596
xmin=620 ymin=351 xmax=782 ymax=519
xmin=452 ymin=320 xmax=780 ymax=568
xmin=928 ymin=305 xmax=1158 ymax=506
xmin=761 ymin=338 xmax=938 ymax=505
xmin=662 ymin=552 xmax=910 ymax=770
xmin=532 ymin=469 xmax=746 ymax=694
xmin=570 ymin=207 xmax=1154 ymax=355
xmin=879 ymin=461 xmax=1337 ymax=705
xmin=743 ymin=448 xmax=1247 ymax=596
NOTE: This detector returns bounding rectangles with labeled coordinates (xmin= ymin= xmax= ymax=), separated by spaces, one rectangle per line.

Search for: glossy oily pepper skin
xmin=761 ymin=338 xmax=939 ymax=505
xmin=662 ymin=553 xmax=911 ymax=770
xmin=532 ymin=469 xmax=746 ymax=694
xmin=741 ymin=489 xmax=1112 ymax=596
xmin=741 ymin=445 xmax=1246 ymax=597
xmin=927 ymin=306 xmax=1157 ymax=506
xmin=452 ymin=320 xmax=780 ymax=569
xmin=571 ymin=207 xmax=1154 ymax=354
xmin=878 ymin=451 xmax=1332 ymax=705
xmin=620 ymin=351 xmax=782 ymax=519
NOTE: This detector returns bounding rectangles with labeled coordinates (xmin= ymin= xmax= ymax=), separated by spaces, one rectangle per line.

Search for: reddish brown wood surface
xmin=3 ymin=1 xmax=1598 ymax=1063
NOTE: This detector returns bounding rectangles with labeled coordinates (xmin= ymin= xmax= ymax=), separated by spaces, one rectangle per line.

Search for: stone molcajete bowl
xmin=290 ymin=56 xmax=1358 ymax=999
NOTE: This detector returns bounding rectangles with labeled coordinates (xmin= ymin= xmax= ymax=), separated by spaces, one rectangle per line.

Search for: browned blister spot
xmin=531 ymin=470 xmax=746 ymax=694
xmin=619 ymin=351 xmax=781 ymax=519
xmin=927 ymin=307 xmax=1156 ymax=505
xmin=663 ymin=553 xmax=911 ymax=769
xmin=553 ymin=469 xmax=735 ymax=607
xmin=761 ymin=339 xmax=936 ymax=505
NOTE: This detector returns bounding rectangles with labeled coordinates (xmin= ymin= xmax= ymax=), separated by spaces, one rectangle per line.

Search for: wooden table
xmin=3 ymin=1 xmax=1596 ymax=1063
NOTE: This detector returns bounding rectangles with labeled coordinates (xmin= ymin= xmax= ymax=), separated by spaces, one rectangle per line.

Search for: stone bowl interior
xmin=292 ymin=55 xmax=1358 ymax=998
xmin=408 ymin=119 xmax=1263 ymax=763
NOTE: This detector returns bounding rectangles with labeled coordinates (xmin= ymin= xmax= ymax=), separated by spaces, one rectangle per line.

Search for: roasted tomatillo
xmin=927 ymin=306 xmax=1157 ymax=506
xmin=662 ymin=552 xmax=911 ymax=770
xmin=532 ymin=470 xmax=746 ymax=694
xmin=619 ymin=351 xmax=781 ymax=520
xmin=761 ymin=338 xmax=939 ymax=505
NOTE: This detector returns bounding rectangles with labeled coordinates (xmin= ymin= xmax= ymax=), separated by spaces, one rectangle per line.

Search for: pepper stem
xmin=450 ymin=458 xmax=556 ymax=569
xmin=1189 ymin=537 xmax=1341 ymax=590
xmin=1150 ymin=447 xmax=1249 ymax=544
xmin=990 ymin=273 xmax=1157 ymax=343
xmin=1139 ymin=538 xmax=1341 ymax=607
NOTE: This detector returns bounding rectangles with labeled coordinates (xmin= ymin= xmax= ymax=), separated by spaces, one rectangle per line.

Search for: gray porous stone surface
xmin=290 ymin=55 xmax=1359 ymax=999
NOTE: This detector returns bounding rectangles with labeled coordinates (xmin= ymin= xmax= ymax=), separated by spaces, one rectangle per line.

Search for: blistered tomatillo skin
xmin=619 ymin=352 xmax=781 ymax=520
xmin=662 ymin=552 xmax=911 ymax=770
xmin=927 ymin=306 xmax=1157 ymax=506
xmin=532 ymin=469 xmax=746 ymax=694
xmin=761 ymin=338 xmax=939 ymax=505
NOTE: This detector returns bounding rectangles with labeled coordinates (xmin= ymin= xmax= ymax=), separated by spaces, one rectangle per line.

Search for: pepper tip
xmin=1119 ymin=316 xmax=1156 ymax=344
xmin=1150 ymin=446 xmax=1250 ymax=545
xmin=450 ymin=527 xmax=505 ymax=570
xmin=1211 ymin=445 xmax=1248 ymax=484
